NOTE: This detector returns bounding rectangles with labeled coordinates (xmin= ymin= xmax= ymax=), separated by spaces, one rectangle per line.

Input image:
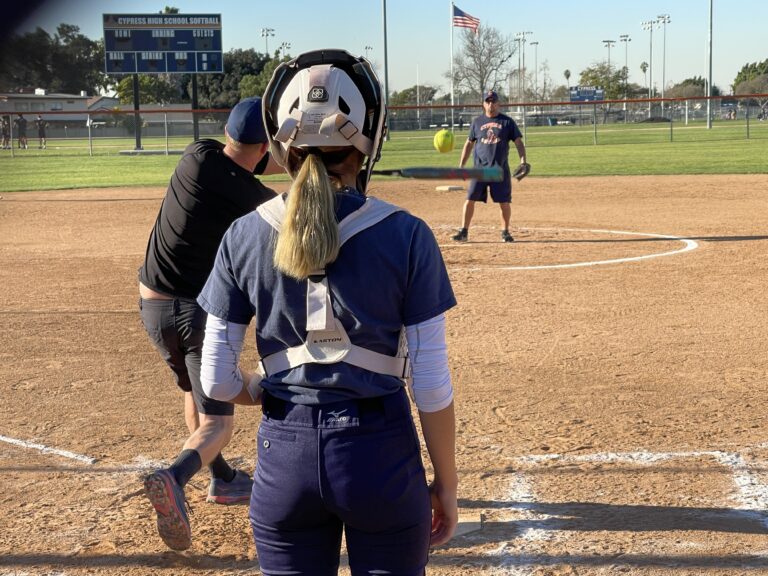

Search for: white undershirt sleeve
xmin=405 ymin=313 xmax=453 ymax=413
xmin=200 ymin=314 xmax=249 ymax=402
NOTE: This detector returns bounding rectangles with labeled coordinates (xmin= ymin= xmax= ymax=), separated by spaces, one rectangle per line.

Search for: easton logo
xmin=315 ymin=336 xmax=343 ymax=343
xmin=308 ymin=86 xmax=328 ymax=102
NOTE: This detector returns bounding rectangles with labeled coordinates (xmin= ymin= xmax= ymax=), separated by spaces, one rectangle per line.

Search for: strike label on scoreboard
xmin=103 ymin=14 xmax=223 ymax=74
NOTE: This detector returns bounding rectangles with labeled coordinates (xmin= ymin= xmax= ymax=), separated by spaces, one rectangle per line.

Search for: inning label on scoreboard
xmin=103 ymin=14 xmax=223 ymax=74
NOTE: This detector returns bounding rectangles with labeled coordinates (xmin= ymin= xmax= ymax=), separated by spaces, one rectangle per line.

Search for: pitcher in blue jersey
xmin=453 ymin=90 xmax=528 ymax=243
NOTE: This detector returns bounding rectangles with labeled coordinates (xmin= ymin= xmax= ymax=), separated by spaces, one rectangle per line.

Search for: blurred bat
xmin=371 ymin=166 xmax=504 ymax=181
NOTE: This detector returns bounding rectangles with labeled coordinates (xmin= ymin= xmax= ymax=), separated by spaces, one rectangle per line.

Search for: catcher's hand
xmin=512 ymin=162 xmax=531 ymax=181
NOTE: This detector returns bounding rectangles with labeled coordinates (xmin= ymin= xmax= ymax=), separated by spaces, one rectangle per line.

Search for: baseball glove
xmin=512 ymin=162 xmax=531 ymax=181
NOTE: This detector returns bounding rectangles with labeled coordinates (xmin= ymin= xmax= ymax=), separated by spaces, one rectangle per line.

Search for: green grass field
xmin=1 ymin=120 xmax=766 ymax=192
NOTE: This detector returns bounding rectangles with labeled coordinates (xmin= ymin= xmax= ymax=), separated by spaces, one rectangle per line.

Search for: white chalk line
xmin=513 ymin=448 xmax=768 ymax=522
xmin=0 ymin=433 xmax=166 ymax=473
xmin=484 ymin=448 xmax=768 ymax=572
xmin=0 ymin=434 xmax=97 ymax=464
xmin=439 ymin=226 xmax=699 ymax=271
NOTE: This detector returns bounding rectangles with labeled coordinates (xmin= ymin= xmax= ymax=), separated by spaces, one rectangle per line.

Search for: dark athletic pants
xmin=252 ymin=389 xmax=432 ymax=576
xmin=139 ymin=296 xmax=234 ymax=416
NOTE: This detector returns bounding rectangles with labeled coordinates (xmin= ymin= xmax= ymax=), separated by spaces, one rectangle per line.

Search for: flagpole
xmin=382 ymin=0 xmax=390 ymax=141
xmin=450 ymin=1 xmax=455 ymax=130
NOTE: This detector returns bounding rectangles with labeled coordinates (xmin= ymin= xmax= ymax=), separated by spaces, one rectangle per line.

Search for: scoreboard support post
xmin=132 ymin=73 xmax=143 ymax=150
xmin=192 ymin=75 xmax=200 ymax=141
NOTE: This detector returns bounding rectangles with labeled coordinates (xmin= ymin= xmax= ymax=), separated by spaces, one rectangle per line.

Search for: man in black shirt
xmin=139 ymin=97 xmax=277 ymax=551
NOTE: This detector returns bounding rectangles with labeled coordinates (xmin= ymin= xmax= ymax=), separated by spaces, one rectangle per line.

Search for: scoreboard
xmin=569 ymin=86 xmax=605 ymax=102
xmin=104 ymin=14 xmax=223 ymax=74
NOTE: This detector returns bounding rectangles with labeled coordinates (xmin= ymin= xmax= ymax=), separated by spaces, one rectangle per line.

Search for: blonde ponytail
xmin=273 ymin=154 xmax=340 ymax=279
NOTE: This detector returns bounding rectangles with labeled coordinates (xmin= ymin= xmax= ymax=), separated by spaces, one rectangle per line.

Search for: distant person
xmin=1 ymin=116 xmax=10 ymax=149
xmin=36 ymin=115 xmax=47 ymax=149
xmin=140 ymin=97 xmax=278 ymax=551
xmin=14 ymin=114 xmax=28 ymax=149
xmin=452 ymin=90 xmax=527 ymax=243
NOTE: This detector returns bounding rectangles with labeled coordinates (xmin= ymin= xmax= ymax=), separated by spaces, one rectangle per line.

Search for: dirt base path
xmin=1 ymin=175 xmax=767 ymax=575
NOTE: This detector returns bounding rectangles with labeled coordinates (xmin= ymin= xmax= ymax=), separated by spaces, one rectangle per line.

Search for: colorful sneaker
xmin=207 ymin=469 xmax=253 ymax=505
xmin=452 ymin=228 xmax=468 ymax=242
xmin=501 ymin=230 xmax=514 ymax=243
xmin=144 ymin=469 xmax=192 ymax=551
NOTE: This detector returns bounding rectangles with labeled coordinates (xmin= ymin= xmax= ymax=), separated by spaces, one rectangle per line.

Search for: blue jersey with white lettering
xmin=198 ymin=188 xmax=456 ymax=405
xmin=468 ymin=113 xmax=522 ymax=171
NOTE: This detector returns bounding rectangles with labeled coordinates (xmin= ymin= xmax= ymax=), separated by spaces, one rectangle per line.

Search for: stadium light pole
xmin=364 ymin=45 xmax=373 ymax=60
xmin=516 ymin=31 xmax=532 ymax=102
xmin=260 ymin=28 xmax=274 ymax=55
xmin=279 ymin=42 xmax=291 ymax=59
xmin=707 ymin=0 xmax=713 ymax=129
xmin=603 ymin=39 xmax=615 ymax=72
xmin=641 ymin=19 xmax=656 ymax=117
xmin=619 ymin=35 xmax=631 ymax=105
xmin=530 ymin=41 xmax=539 ymax=102
xmin=657 ymin=14 xmax=671 ymax=115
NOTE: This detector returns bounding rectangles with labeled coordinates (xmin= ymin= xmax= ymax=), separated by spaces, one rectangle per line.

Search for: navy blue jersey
xmin=468 ymin=113 xmax=522 ymax=170
xmin=198 ymin=188 xmax=456 ymax=405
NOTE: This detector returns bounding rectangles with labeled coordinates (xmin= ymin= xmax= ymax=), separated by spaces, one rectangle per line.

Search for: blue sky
xmin=18 ymin=0 xmax=768 ymax=96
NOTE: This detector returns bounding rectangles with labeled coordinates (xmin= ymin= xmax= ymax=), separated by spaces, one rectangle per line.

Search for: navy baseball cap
xmin=484 ymin=90 xmax=499 ymax=102
xmin=225 ymin=97 xmax=268 ymax=144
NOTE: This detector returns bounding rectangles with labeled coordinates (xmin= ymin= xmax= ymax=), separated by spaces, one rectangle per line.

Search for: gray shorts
xmin=139 ymin=296 xmax=234 ymax=416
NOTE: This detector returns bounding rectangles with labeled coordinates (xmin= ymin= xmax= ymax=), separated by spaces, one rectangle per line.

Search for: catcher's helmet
xmin=263 ymin=49 xmax=386 ymax=190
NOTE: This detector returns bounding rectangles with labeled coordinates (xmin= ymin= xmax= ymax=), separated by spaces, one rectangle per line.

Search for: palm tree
xmin=640 ymin=62 xmax=648 ymax=89
xmin=564 ymin=69 xmax=571 ymax=88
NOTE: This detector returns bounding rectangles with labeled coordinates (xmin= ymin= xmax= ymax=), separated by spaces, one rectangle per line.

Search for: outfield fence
xmin=1 ymin=94 xmax=766 ymax=157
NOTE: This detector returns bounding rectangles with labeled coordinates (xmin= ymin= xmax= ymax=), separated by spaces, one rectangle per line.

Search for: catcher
xmin=452 ymin=90 xmax=529 ymax=243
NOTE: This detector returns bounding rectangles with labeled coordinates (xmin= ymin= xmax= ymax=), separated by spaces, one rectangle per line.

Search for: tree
xmin=50 ymin=24 xmax=107 ymax=95
xmin=194 ymin=48 xmax=269 ymax=108
xmin=115 ymin=74 xmax=179 ymax=104
xmin=666 ymin=76 xmax=721 ymax=99
xmin=238 ymin=54 xmax=292 ymax=99
xmin=551 ymin=85 xmax=569 ymax=101
xmin=0 ymin=27 xmax=55 ymax=91
xmin=733 ymin=59 xmax=768 ymax=92
xmin=734 ymin=74 xmax=768 ymax=111
xmin=0 ymin=24 xmax=107 ymax=95
xmin=563 ymin=69 xmax=571 ymax=87
xmin=640 ymin=61 xmax=648 ymax=89
xmin=451 ymin=26 xmax=515 ymax=99
xmin=389 ymin=85 xmax=439 ymax=106
xmin=578 ymin=63 xmax=624 ymax=99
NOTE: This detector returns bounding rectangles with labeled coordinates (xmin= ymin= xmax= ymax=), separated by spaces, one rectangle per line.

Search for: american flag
xmin=452 ymin=5 xmax=480 ymax=33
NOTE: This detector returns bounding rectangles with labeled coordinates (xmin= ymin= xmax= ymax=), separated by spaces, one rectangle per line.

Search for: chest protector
xmin=256 ymin=195 xmax=411 ymax=382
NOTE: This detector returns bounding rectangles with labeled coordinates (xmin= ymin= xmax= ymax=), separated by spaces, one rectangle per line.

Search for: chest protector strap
xmin=256 ymin=195 xmax=410 ymax=379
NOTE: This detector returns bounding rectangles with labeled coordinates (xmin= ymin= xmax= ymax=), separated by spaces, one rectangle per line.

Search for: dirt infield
xmin=1 ymin=175 xmax=767 ymax=575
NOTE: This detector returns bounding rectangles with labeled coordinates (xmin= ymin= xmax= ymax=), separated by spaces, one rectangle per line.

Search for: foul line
xmin=513 ymin=449 xmax=768 ymax=522
xmin=441 ymin=227 xmax=699 ymax=271
xmin=0 ymin=434 xmax=97 ymax=464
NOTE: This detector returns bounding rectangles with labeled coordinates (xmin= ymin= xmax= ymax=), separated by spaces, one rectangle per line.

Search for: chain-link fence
xmin=388 ymin=94 xmax=768 ymax=145
xmin=1 ymin=95 xmax=767 ymax=157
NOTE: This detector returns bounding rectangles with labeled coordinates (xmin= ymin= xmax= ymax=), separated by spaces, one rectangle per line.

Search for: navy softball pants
xmin=251 ymin=389 xmax=432 ymax=576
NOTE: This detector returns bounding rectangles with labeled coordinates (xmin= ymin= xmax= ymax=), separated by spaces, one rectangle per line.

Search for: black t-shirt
xmin=139 ymin=139 xmax=276 ymax=299
xmin=14 ymin=117 xmax=27 ymax=135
